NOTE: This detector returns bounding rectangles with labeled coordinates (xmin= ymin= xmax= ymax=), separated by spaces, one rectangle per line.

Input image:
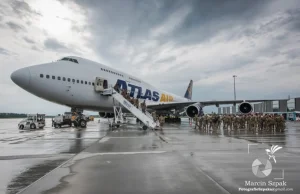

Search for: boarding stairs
xmin=102 ymin=88 xmax=157 ymax=129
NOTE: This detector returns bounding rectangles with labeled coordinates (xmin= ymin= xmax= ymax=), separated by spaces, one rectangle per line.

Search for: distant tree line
xmin=0 ymin=113 xmax=27 ymax=118
xmin=0 ymin=113 xmax=100 ymax=118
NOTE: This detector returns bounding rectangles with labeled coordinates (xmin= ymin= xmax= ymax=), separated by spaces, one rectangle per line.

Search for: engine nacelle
xmin=238 ymin=102 xmax=253 ymax=114
xmin=186 ymin=103 xmax=203 ymax=118
xmin=98 ymin=112 xmax=114 ymax=118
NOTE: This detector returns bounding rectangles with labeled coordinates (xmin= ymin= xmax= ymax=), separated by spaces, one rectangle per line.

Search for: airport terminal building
xmin=218 ymin=97 xmax=300 ymax=119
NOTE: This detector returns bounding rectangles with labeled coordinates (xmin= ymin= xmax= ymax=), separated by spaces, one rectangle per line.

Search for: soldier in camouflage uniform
xmin=279 ymin=115 xmax=286 ymax=132
xmin=217 ymin=115 xmax=222 ymax=130
xmin=203 ymin=115 xmax=209 ymax=131
xmin=199 ymin=116 xmax=203 ymax=131
xmin=222 ymin=115 xmax=226 ymax=130
xmin=194 ymin=115 xmax=199 ymax=130
xmin=233 ymin=115 xmax=239 ymax=131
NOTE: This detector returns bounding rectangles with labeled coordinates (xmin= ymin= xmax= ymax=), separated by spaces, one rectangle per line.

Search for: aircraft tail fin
xmin=184 ymin=80 xmax=193 ymax=100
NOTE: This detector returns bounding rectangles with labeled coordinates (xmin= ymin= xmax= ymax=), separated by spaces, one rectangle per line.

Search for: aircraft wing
xmin=147 ymin=98 xmax=289 ymax=111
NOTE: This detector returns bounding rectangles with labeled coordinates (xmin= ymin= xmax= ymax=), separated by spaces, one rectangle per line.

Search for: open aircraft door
xmin=94 ymin=77 xmax=108 ymax=92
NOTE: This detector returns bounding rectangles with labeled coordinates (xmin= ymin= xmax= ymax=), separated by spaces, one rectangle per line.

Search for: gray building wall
xmin=279 ymin=100 xmax=287 ymax=112
xmin=232 ymin=106 xmax=236 ymax=114
xmin=218 ymin=108 xmax=221 ymax=114
xmin=258 ymin=103 xmax=263 ymax=113
xmin=223 ymin=107 xmax=226 ymax=114
xmin=254 ymin=104 xmax=259 ymax=112
xmin=295 ymin=98 xmax=300 ymax=111
xmin=262 ymin=102 xmax=266 ymax=112
xmin=265 ymin=101 xmax=273 ymax=112
xmin=227 ymin=107 xmax=230 ymax=114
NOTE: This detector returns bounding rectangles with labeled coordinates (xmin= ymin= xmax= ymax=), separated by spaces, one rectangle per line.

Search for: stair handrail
xmin=110 ymin=88 xmax=156 ymax=128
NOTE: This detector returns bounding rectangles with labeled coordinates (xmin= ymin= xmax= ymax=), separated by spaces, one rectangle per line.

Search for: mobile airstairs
xmin=102 ymin=88 xmax=157 ymax=130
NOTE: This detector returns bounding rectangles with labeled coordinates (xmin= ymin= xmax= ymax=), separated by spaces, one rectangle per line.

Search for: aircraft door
xmin=94 ymin=77 xmax=108 ymax=92
xmin=103 ymin=80 xmax=108 ymax=89
xmin=66 ymin=82 xmax=75 ymax=103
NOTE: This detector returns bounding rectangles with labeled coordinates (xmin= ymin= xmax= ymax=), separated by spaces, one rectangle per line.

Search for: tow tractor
xmin=52 ymin=112 xmax=73 ymax=128
xmin=18 ymin=114 xmax=46 ymax=130
xmin=72 ymin=112 xmax=87 ymax=128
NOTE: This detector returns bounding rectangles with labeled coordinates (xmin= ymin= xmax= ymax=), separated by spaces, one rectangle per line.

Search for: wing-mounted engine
xmin=238 ymin=102 xmax=253 ymax=114
xmin=186 ymin=103 xmax=203 ymax=118
xmin=99 ymin=112 xmax=114 ymax=118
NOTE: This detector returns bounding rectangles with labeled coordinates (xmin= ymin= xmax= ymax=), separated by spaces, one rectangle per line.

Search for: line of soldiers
xmin=114 ymin=83 xmax=146 ymax=113
xmin=193 ymin=113 xmax=286 ymax=133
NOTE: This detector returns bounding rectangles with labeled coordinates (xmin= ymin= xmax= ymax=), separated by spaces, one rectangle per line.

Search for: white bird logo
xmin=265 ymin=145 xmax=282 ymax=163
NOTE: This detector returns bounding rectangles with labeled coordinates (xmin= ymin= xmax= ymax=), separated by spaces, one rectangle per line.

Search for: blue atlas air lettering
xmin=116 ymin=79 xmax=159 ymax=102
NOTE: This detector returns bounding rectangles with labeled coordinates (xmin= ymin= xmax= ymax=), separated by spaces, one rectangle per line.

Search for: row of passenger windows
xmin=40 ymin=74 xmax=94 ymax=86
xmin=101 ymin=68 xmax=123 ymax=77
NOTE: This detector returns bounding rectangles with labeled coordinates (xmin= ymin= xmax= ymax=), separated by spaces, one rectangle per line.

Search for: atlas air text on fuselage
xmin=116 ymin=79 xmax=173 ymax=102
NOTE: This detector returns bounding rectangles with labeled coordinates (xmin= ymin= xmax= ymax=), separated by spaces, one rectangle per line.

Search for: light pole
xmin=233 ymin=75 xmax=237 ymax=114
xmin=233 ymin=75 xmax=237 ymax=101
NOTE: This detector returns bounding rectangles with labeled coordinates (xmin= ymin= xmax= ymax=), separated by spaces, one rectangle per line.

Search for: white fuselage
xmin=11 ymin=56 xmax=189 ymax=113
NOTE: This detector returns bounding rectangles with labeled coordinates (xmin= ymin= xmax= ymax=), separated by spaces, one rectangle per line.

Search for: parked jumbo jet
xmin=11 ymin=56 xmax=284 ymax=123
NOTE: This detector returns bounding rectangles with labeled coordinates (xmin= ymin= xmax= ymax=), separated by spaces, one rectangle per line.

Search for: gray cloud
xmin=6 ymin=21 xmax=26 ymax=32
xmin=155 ymin=56 xmax=176 ymax=64
xmin=43 ymin=38 xmax=82 ymax=56
xmin=31 ymin=45 xmax=41 ymax=52
xmin=23 ymin=36 xmax=35 ymax=44
xmin=44 ymin=38 xmax=67 ymax=50
xmin=0 ymin=47 xmax=10 ymax=55
xmin=10 ymin=0 xmax=41 ymax=17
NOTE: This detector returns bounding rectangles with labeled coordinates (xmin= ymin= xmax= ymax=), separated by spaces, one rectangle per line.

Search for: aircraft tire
xmin=142 ymin=125 xmax=148 ymax=130
xmin=19 ymin=125 xmax=24 ymax=130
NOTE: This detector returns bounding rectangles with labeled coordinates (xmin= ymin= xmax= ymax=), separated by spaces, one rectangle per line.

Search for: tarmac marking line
xmin=99 ymin=137 xmax=110 ymax=143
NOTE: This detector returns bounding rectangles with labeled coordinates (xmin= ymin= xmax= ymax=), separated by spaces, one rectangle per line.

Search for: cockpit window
xmin=60 ymin=57 xmax=79 ymax=64
xmin=61 ymin=57 xmax=70 ymax=61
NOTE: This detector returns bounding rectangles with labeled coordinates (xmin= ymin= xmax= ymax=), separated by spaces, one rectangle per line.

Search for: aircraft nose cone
xmin=11 ymin=67 xmax=31 ymax=89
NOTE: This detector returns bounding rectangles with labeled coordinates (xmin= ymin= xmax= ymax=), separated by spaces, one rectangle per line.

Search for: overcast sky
xmin=1 ymin=0 xmax=300 ymax=115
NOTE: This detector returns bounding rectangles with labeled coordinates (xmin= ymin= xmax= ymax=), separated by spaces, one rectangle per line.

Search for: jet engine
xmin=99 ymin=112 xmax=114 ymax=118
xmin=186 ymin=103 xmax=203 ymax=118
xmin=238 ymin=102 xmax=253 ymax=114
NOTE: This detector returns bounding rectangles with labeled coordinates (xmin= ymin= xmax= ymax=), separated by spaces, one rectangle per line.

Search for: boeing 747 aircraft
xmin=10 ymin=56 xmax=285 ymax=126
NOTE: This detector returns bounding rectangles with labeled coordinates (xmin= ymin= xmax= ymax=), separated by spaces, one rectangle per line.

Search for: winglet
xmin=184 ymin=80 xmax=193 ymax=100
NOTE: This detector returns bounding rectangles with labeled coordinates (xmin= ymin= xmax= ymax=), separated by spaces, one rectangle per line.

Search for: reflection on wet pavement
xmin=0 ymin=118 xmax=109 ymax=194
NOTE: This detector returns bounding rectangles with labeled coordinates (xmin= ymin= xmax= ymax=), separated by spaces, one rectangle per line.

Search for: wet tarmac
xmin=0 ymin=118 xmax=108 ymax=194
xmin=1 ymin=118 xmax=300 ymax=194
